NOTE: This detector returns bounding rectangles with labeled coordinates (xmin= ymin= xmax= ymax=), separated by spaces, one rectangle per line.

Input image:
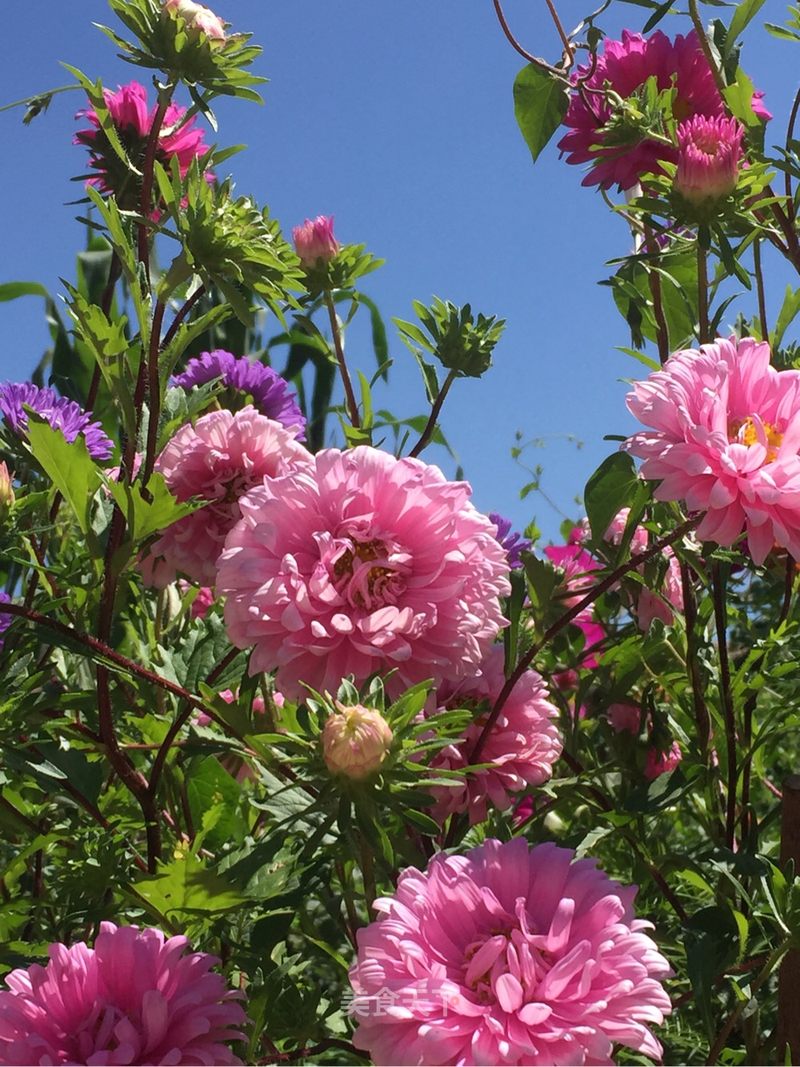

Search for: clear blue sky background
xmin=0 ymin=0 xmax=794 ymax=542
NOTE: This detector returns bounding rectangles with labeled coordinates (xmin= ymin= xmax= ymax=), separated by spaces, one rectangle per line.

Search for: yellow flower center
xmin=728 ymin=416 xmax=783 ymax=462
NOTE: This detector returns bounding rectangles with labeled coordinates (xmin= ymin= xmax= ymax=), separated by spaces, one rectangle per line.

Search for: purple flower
xmin=172 ymin=351 xmax=306 ymax=437
xmin=489 ymin=512 xmax=531 ymax=569
xmin=0 ymin=592 xmax=13 ymax=651
xmin=0 ymin=382 xmax=113 ymax=461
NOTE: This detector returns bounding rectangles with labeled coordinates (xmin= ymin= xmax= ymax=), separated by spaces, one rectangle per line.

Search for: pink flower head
xmin=217 ymin=446 xmax=510 ymax=700
xmin=675 ymin=114 xmax=744 ymax=204
xmin=428 ymin=646 xmax=562 ymax=824
xmin=177 ymin=581 xmax=217 ymax=619
xmin=608 ymin=702 xmax=642 ymax=734
xmin=74 ymin=81 xmax=210 ymax=209
xmin=624 ymin=336 xmax=800 ymax=564
xmin=349 ymin=838 xmax=672 ymax=1066
xmin=322 ymin=702 xmax=394 ymax=779
xmin=292 ymin=215 xmax=339 ymax=266
xmin=544 ymin=543 xmax=601 ymax=607
xmin=559 ymin=30 xmax=727 ymax=191
xmin=143 ymin=406 xmax=311 ymax=587
xmin=603 ymin=508 xmax=684 ymax=631
xmin=163 ymin=0 xmax=226 ymax=40
xmin=644 ymin=740 xmax=683 ymax=780
xmin=604 ymin=507 xmax=649 ymax=555
xmin=0 ymin=921 xmax=247 ymax=1064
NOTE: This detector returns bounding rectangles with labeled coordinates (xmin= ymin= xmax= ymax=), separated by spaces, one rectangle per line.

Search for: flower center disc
xmin=728 ymin=415 xmax=783 ymax=461
xmin=331 ymin=536 xmax=410 ymax=610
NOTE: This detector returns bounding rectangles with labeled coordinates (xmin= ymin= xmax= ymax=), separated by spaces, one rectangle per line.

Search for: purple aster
xmin=172 ymin=351 xmax=306 ymax=437
xmin=0 ymin=592 xmax=13 ymax=650
xmin=0 ymin=383 xmax=113 ymax=462
xmin=489 ymin=511 xmax=531 ymax=570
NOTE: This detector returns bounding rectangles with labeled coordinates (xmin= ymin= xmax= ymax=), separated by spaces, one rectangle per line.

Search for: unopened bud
xmin=0 ymin=462 xmax=15 ymax=513
xmin=163 ymin=0 xmax=226 ymax=41
xmin=292 ymin=215 xmax=339 ymax=267
xmin=322 ymin=702 xmax=393 ymax=780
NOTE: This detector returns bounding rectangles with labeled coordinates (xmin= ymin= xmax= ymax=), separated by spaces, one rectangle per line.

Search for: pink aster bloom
xmin=163 ymin=0 xmax=226 ymax=40
xmin=675 ymin=114 xmax=744 ymax=204
xmin=624 ymin=336 xmax=800 ymax=565
xmin=292 ymin=215 xmax=339 ymax=267
xmin=428 ymin=646 xmax=562 ymax=824
xmin=74 ymin=81 xmax=210 ymax=209
xmin=559 ymin=30 xmax=728 ymax=190
xmin=143 ymin=406 xmax=311 ymax=587
xmin=0 ymin=921 xmax=247 ymax=1065
xmin=217 ymin=446 xmax=510 ymax=699
xmin=349 ymin=838 xmax=672 ymax=1066
xmin=644 ymin=740 xmax=683 ymax=780
xmin=608 ymin=702 xmax=642 ymax=734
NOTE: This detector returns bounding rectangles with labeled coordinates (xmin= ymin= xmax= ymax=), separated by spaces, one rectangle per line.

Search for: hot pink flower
xmin=608 ymin=702 xmax=642 ymax=734
xmin=217 ymin=447 xmax=510 ymax=699
xmin=178 ymin=581 xmax=216 ymax=619
xmin=559 ymin=30 xmax=725 ymax=190
xmin=428 ymin=646 xmax=562 ymax=824
xmin=143 ymin=406 xmax=311 ymax=587
xmin=644 ymin=740 xmax=683 ymax=780
xmin=349 ymin=838 xmax=672 ymax=1066
xmin=322 ymin=702 xmax=394 ymax=779
xmin=74 ymin=81 xmax=210 ymax=208
xmin=0 ymin=922 xmax=247 ymax=1065
xmin=544 ymin=543 xmax=601 ymax=606
xmin=624 ymin=336 xmax=800 ymax=564
xmin=163 ymin=0 xmax=226 ymax=40
xmin=675 ymin=114 xmax=744 ymax=204
xmin=292 ymin=215 xmax=339 ymax=266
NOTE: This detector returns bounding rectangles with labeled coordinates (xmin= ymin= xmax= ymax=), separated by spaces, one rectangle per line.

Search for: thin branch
xmin=324 ymin=293 xmax=361 ymax=429
xmin=706 ymin=943 xmax=790 ymax=1064
xmin=786 ymin=85 xmax=800 ymax=217
xmin=753 ymin=240 xmax=769 ymax=340
xmin=712 ymin=561 xmax=738 ymax=852
xmin=542 ymin=0 xmax=575 ymax=67
xmin=679 ymin=558 xmax=711 ymax=756
xmin=491 ymin=0 xmax=564 ymax=75
xmin=141 ymin=299 xmax=167 ymax=489
xmin=137 ymin=95 xmax=172 ymax=279
xmin=161 ymin=284 xmax=206 ymax=352
xmin=408 ymin=369 xmax=457 ymax=458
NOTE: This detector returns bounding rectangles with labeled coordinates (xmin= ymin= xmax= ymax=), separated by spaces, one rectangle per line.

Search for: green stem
xmin=706 ymin=942 xmax=791 ymax=1064
xmin=409 ymin=369 xmax=457 ymax=458
xmin=324 ymin=292 xmax=361 ymax=429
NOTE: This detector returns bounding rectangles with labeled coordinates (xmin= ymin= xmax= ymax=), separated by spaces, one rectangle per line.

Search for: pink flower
xmin=603 ymin=508 xmax=684 ymax=631
xmin=513 ymin=794 xmax=537 ymax=825
xmin=675 ymin=114 xmax=744 ymax=204
xmin=74 ymin=81 xmax=210 ymax=208
xmin=559 ymin=30 xmax=725 ymax=190
xmin=322 ymin=702 xmax=394 ymax=779
xmin=624 ymin=336 xmax=800 ymax=564
xmin=217 ymin=447 xmax=510 ymax=699
xmin=349 ymin=838 xmax=672 ymax=1066
xmin=292 ymin=216 xmax=339 ymax=267
xmin=645 ymin=740 xmax=683 ymax=779
xmin=428 ymin=646 xmax=562 ymax=824
xmin=604 ymin=507 xmax=649 ymax=555
xmin=178 ymin=581 xmax=216 ymax=618
xmin=608 ymin=702 xmax=642 ymax=734
xmin=0 ymin=922 xmax=247 ymax=1064
xmin=143 ymin=406 xmax=311 ymax=587
xmin=544 ymin=543 xmax=601 ymax=606
xmin=163 ymin=0 xmax=226 ymax=40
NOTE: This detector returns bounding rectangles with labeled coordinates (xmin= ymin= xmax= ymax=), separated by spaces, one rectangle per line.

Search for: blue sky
xmin=0 ymin=0 xmax=794 ymax=542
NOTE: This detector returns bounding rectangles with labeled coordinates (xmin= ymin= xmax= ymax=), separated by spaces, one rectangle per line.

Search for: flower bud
xmin=322 ymin=703 xmax=393 ymax=780
xmin=292 ymin=215 xmax=339 ymax=267
xmin=607 ymin=702 xmax=641 ymax=735
xmin=163 ymin=0 xmax=226 ymax=41
xmin=674 ymin=115 xmax=744 ymax=207
xmin=0 ymin=462 xmax=15 ymax=514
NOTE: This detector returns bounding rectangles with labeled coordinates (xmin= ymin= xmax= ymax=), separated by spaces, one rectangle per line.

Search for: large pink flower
xmin=558 ymin=30 xmax=726 ymax=190
xmin=0 ymin=922 xmax=247 ymax=1065
xmin=429 ymin=646 xmax=562 ymax=823
xmin=349 ymin=838 xmax=672 ymax=1066
xmin=624 ymin=337 xmax=800 ymax=564
xmin=217 ymin=447 xmax=510 ymax=699
xmin=75 ymin=81 xmax=210 ymax=209
xmin=144 ymin=406 xmax=311 ymax=586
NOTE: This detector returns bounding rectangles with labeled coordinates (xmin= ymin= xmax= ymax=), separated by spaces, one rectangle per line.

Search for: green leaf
xmin=725 ymin=0 xmax=768 ymax=57
xmin=25 ymin=415 xmax=102 ymax=536
xmin=772 ymin=285 xmax=800 ymax=350
xmin=0 ymin=281 xmax=49 ymax=302
xmin=186 ymin=756 xmax=246 ymax=851
xmin=584 ymin=452 xmax=639 ymax=544
xmin=134 ymin=853 xmax=248 ymax=921
xmin=103 ymin=471 xmax=199 ymax=544
xmin=513 ymin=65 xmax=570 ymax=163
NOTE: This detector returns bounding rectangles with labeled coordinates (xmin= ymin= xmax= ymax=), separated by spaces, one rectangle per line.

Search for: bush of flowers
xmin=3 ymin=1 xmax=800 ymax=1063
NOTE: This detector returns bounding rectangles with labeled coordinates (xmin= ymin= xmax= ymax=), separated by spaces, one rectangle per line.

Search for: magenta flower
xmin=172 ymin=351 xmax=306 ymax=437
xmin=217 ymin=446 xmax=510 ymax=699
xmin=645 ymin=740 xmax=683 ymax=780
xmin=75 ymin=81 xmax=210 ymax=208
xmin=0 ymin=921 xmax=247 ymax=1064
xmin=675 ymin=114 xmax=744 ymax=205
xmin=292 ymin=215 xmax=339 ymax=266
xmin=624 ymin=337 xmax=800 ymax=564
xmin=0 ymin=592 xmax=14 ymax=651
xmin=544 ymin=542 xmax=601 ymax=606
xmin=0 ymin=382 xmax=112 ymax=461
xmin=143 ymin=406 xmax=311 ymax=586
xmin=322 ymin=702 xmax=394 ymax=779
xmin=178 ymin=581 xmax=216 ymax=619
xmin=428 ymin=646 xmax=562 ymax=824
xmin=349 ymin=838 xmax=672 ymax=1066
xmin=608 ymin=702 xmax=642 ymax=734
xmin=559 ymin=30 xmax=726 ymax=191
